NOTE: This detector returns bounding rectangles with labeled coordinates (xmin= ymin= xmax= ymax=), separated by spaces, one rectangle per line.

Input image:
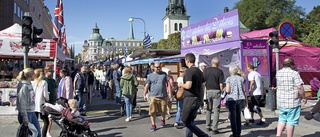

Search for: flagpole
xmin=53 ymin=40 xmax=58 ymax=80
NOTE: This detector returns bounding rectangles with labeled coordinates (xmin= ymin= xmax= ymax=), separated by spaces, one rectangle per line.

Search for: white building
xmin=82 ymin=23 xmax=143 ymax=62
xmin=163 ymin=0 xmax=190 ymax=39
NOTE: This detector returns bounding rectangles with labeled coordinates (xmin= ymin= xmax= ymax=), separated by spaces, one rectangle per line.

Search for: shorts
xmin=249 ymin=95 xmax=262 ymax=113
xmin=149 ymin=97 xmax=167 ymax=116
xmin=278 ymin=106 xmax=301 ymax=126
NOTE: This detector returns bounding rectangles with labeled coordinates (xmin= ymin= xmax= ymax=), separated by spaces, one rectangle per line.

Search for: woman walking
xmin=58 ymin=69 xmax=74 ymax=99
xmin=17 ymin=68 xmax=41 ymax=137
xmin=174 ymin=67 xmax=187 ymax=128
xmin=120 ymin=67 xmax=139 ymax=122
xmin=32 ymin=68 xmax=50 ymax=137
xmin=225 ymin=65 xmax=248 ymax=137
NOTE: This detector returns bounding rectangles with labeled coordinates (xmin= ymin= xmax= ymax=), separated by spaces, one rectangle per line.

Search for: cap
xmin=199 ymin=62 xmax=207 ymax=67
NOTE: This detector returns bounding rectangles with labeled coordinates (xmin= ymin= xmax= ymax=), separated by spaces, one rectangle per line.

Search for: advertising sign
xmin=241 ymin=40 xmax=270 ymax=76
xmin=181 ymin=9 xmax=240 ymax=55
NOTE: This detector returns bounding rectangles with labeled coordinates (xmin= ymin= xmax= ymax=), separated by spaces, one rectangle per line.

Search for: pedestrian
xmin=87 ymin=65 xmax=95 ymax=103
xmin=143 ymin=62 xmax=172 ymax=132
xmin=120 ymin=66 xmax=139 ymax=122
xmin=199 ymin=62 xmax=207 ymax=114
xmin=100 ymin=65 xmax=108 ymax=99
xmin=32 ymin=68 xmax=50 ymax=137
xmin=247 ymin=63 xmax=266 ymax=125
xmin=276 ymin=58 xmax=307 ymax=137
xmin=178 ymin=53 xmax=210 ymax=137
xmin=94 ymin=64 xmax=102 ymax=97
xmin=74 ymin=66 xmax=89 ymax=115
xmin=162 ymin=68 xmax=174 ymax=120
xmin=113 ymin=63 xmax=122 ymax=104
xmin=16 ymin=68 xmax=41 ymax=137
xmin=58 ymin=69 xmax=74 ymax=99
xmin=225 ymin=65 xmax=248 ymax=137
xmin=106 ymin=63 xmax=115 ymax=100
xmin=203 ymin=57 xmax=224 ymax=134
xmin=43 ymin=66 xmax=56 ymax=137
xmin=174 ymin=67 xmax=187 ymax=128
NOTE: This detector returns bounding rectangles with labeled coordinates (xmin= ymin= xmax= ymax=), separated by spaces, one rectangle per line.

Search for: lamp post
xmin=129 ymin=17 xmax=146 ymax=38
xmin=109 ymin=37 xmax=116 ymax=62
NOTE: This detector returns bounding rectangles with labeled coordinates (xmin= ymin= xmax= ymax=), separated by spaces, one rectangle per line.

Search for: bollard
xmin=266 ymin=88 xmax=276 ymax=111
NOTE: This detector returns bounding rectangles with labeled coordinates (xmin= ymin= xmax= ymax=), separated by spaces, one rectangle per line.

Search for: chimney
xmin=224 ymin=7 xmax=229 ymax=13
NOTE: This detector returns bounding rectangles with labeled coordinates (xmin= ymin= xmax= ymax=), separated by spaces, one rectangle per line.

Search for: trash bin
xmin=265 ymin=88 xmax=276 ymax=111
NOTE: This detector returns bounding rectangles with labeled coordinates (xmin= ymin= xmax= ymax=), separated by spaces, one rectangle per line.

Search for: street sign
xmin=279 ymin=22 xmax=295 ymax=38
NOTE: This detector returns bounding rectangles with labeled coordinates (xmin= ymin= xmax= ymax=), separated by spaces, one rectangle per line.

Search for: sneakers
xmin=174 ymin=123 xmax=179 ymax=129
xmin=256 ymin=120 xmax=266 ymax=125
xmin=212 ymin=130 xmax=220 ymax=135
xmin=249 ymin=119 xmax=255 ymax=123
xmin=46 ymin=133 xmax=53 ymax=137
xmin=161 ymin=120 xmax=165 ymax=127
xmin=129 ymin=116 xmax=132 ymax=119
xmin=166 ymin=115 xmax=172 ymax=120
xmin=125 ymin=118 xmax=130 ymax=122
xmin=150 ymin=125 xmax=156 ymax=132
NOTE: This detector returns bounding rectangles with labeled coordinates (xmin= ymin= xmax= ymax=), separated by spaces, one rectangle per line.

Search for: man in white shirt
xmin=247 ymin=63 xmax=266 ymax=125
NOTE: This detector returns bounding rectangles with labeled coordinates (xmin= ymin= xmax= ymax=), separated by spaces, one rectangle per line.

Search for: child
xmin=68 ymin=99 xmax=85 ymax=122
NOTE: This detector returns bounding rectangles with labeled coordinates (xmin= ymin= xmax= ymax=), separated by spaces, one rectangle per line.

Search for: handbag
xmin=175 ymin=87 xmax=184 ymax=100
xmin=244 ymin=107 xmax=252 ymax=120
xmin=220 ymin=87 xmax=227 ymax=99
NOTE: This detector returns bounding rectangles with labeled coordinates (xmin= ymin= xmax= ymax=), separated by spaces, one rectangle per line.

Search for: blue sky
xmin=43 ymin=0 xmax=319 ymax=54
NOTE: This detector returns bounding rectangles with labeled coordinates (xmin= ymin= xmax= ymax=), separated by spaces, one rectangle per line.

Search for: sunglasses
xmin=155 ymin=66 xmax=161 ymax=69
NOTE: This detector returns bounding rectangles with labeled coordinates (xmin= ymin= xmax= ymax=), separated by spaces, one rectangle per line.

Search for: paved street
xmin=1 ymin=85 xmax=320 ymax=137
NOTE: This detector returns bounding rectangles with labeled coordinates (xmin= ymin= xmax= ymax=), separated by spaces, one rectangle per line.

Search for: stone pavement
xmin=1 ymin=84 xmax=320 ymax=137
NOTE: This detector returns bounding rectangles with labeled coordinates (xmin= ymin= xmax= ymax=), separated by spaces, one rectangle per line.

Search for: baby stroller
xmin=42 ymin=97 xmax=98 ymax=137
xmin=120 ymin=93 xmax=141 ymax=117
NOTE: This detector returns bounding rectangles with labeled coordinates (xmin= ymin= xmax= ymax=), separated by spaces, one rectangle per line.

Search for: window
xmin=165 ymin=24 xmax=167 ymax=33
xmin=17 ymin=6 xmax=21 ymax=17
xmin=179 ymin=23 xmax=182 ymax=31
xmin=94 ymin=49 xmax=97 ymax=53
xmin=14 ymin=3 xmax=17 ymax=15
xmin=174 ymin=23 xmax=178 ymax=31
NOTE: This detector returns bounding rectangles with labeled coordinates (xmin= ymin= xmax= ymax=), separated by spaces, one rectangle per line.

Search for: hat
xmin=199 ymin=62 xmax=207 ymax=67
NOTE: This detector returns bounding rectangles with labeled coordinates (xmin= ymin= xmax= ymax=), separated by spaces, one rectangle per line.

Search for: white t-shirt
xmin=177 ymin=77 xmax=183 ymax=83
xmin=248 ymin=71 xmax=263 ymax=96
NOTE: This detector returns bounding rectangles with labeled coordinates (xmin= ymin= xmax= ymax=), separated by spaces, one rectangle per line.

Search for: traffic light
xmin=269 ymin=31 xmax=279 ymax=49
xmin=22 ymin=16 xmax=33 ymax=46
xmin=32 ymin=26 xmax=43 ymax=47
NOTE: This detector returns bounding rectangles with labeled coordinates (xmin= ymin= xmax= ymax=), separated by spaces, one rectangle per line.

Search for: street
xmin=1 ymin=85 xmax=320 ymax=137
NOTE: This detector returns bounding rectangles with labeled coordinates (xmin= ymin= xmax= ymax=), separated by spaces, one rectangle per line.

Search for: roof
xmin=130 ymin=49 xmax=180 ymax=59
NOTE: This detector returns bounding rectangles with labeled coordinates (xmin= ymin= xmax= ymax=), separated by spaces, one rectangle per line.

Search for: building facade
xmin=0 ymin=0 xmax=53 ymax=39
xmin=82 ymin=23 xmax=143 ymax=62
xmin=163 ymin=0 xmax=190 ymax=39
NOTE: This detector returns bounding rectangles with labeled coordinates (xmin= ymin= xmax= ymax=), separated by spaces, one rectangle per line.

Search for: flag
xmin=124 ymin=45 xmax=128 ymax=57
xmin=143 ymin=33 xmax=151 ymax=49
xmin=53 ymin=0 xmax=64 ymax=48
xmin=61 ymin=27 xmax=69 ymax=56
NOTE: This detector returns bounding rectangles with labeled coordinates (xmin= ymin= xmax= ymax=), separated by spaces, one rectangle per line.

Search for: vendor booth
xmin=0 ymin=23 xmax=65 ymax=115
xmin=180 ymin=9 xmax=272 ymax=92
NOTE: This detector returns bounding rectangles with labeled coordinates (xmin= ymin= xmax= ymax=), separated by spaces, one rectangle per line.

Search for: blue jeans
xmin=175 ymin=99 xmax=183 ymax=124
xmin=226 ymin=100 xmax=245 ymax=137
xmin=75 ymin=92 xmax=87 ymax=112
xmin=18 ymin=112 xmax=41 ymax=137
xmin=100 ymin=81 xmax=107 ymax=99
xmin=123 ymin=95 xmax=133 ymax=118
xmin=182 ymin=97 xmax=209 ymax=137
xmin=115 ymin=81 xmax=122 ymax=104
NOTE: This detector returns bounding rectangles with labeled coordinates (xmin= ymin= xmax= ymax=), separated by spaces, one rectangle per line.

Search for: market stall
xmin=180 ymin=9 xmax=272 ymax=92
xmin=0 ymin=23 xmax=65 ymax=115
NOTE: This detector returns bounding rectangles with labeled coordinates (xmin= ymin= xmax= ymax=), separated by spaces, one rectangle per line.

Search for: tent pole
xmin=53 ymin=42 xmax=58 ymax=80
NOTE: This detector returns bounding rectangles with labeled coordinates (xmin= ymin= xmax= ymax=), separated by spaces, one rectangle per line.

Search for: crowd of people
xmin=15 ymin=54 xmax=320 ymax=137
xmin=15 ymin=62 xmax=136 ymax=137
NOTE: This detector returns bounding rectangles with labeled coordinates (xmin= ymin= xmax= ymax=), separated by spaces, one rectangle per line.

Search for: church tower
xmin=163 ymin=0 xmax=190 ymax=39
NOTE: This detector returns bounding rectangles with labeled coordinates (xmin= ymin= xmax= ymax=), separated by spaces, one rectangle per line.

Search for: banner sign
xmin=181 ymin=9 xmax=240 ymax=53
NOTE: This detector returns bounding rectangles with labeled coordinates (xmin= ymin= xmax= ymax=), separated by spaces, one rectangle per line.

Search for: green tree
xmin=157 ymin=39 xmax=168 ymax=49
xmin=151 ymin=42 xmax=158 ymax=49
xmin=301 ymin=22 xmax=320 ymax=47
xmin=167 ymin=32 xmax=181 ymax=50
xmin=234 ymin=0 xmax=306 ymax=40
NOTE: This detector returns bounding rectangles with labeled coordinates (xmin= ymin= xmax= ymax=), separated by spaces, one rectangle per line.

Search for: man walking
xmin=143 ymin=62 xmax=172 ymax=132
xmin=247 ymin=63 xmax=266 ymax=125
xmin=178 ymin=53 xmax=210 ymax=137
xmin=74 ymin=66 xmax=88 ymax=115
xmin=276 ymin=58 xmax=307 ymax=137
xmin=203 ymin=57 xmax=224 ymax=134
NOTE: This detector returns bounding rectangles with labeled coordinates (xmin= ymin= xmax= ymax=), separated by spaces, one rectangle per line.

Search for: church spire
xmin=128 ymin=21 xmax=134 ymax=40
xmin=166 ymin=0 xmax=186 ymax=15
